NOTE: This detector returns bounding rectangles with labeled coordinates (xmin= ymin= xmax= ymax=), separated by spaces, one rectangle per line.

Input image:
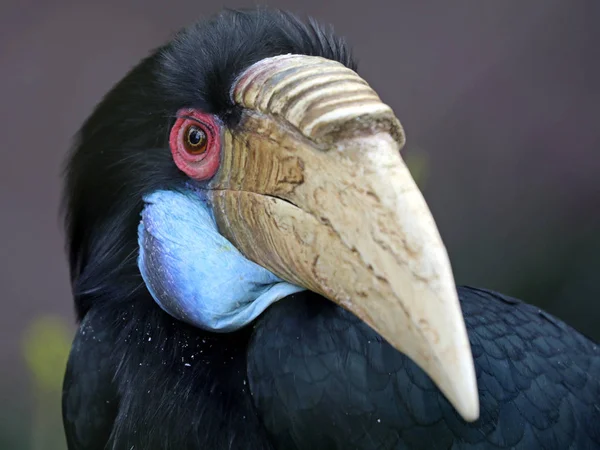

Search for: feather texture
xmin=248 ymin=287 xmax=600 ymax=449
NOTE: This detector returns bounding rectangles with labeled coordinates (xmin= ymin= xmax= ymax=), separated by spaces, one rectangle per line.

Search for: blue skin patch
xmin=138 ymin=189 xmax=306 ymax=332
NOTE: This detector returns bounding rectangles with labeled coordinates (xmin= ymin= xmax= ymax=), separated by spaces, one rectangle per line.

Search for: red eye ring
xmin=169 ymin=109 xmax=221 ymax=181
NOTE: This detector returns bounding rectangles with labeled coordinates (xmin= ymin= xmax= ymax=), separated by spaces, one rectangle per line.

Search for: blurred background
xmin=1 ymin=0 xmax=599 ymax=448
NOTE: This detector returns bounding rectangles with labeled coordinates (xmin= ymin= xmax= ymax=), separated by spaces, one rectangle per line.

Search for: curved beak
xmin=207 ymin=55 xmax=479 ymax=422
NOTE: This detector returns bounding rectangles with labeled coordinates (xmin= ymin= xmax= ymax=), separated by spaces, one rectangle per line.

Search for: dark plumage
xmin=62 ymin=8 xmax=600 ymax=450
xmin=251 ymin=288 xmax=600 ymax=449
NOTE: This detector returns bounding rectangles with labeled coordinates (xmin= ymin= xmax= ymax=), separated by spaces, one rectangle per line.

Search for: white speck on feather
xmin=184 ymin=363 xmax=191 ymax=367
xmin=377 ymin=419 xmax=381 ymax=423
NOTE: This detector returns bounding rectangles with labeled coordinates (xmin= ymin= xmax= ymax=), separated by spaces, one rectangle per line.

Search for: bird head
xmin=63 ymin=8 xmax=479 ymax=422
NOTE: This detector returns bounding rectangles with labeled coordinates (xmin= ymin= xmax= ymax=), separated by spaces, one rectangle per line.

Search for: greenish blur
xmin=10 ymin=317 xmax=73 ymax=450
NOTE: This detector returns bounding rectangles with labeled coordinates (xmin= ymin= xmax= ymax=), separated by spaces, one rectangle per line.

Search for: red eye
xmin=169 ymin=108 xmax=221 ymax=181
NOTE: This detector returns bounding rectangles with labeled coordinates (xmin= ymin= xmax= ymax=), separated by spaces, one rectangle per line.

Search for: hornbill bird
xmin=61 ymin=8 xmax=600 ymax=450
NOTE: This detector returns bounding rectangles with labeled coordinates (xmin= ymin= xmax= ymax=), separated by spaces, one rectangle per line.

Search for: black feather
xmin=63 ymin=299 xmax=275 ymax=449
xmin=248 ymin=287 xmax=600 ymax=449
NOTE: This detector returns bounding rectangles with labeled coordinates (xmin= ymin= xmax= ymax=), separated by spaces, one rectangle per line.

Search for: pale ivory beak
xmin=208 ymin=55 xmax=479 ymax=422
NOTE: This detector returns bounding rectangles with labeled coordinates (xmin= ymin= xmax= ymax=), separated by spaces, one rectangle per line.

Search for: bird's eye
xmin=184 ymin=125 xmax=208 ymax=154
xmin=169 ymin=109 xmax=222 ymax=181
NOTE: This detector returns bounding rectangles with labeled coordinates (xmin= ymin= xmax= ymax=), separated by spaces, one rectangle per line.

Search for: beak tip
xmin=456 ymin=386 xmax=480 ymax=423
xmin=446 ymin=355 xmax=480 ymax=422
xmin=459 ymin=401 xmax=480 ymax=423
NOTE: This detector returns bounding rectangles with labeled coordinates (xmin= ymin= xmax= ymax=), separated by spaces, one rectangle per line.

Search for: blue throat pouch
xmin=137 ymin=189 xmax=305 ymax=332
